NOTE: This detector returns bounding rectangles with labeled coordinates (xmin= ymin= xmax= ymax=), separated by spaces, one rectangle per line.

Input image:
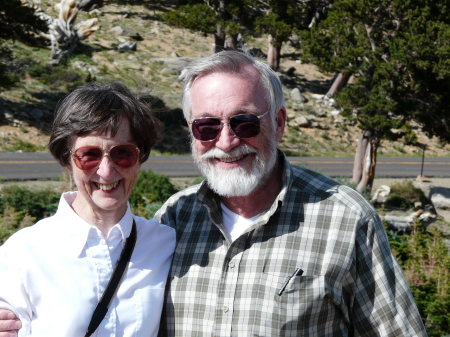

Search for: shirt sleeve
xmin=351 ymin=213 xmax=428 ymax=336
xmin=0 ymin=236 xmax=33 ymax=336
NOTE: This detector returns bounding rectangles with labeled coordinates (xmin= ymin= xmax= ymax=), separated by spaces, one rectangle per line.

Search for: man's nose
xmin=214 ymin=122 xmax=240 ymax=152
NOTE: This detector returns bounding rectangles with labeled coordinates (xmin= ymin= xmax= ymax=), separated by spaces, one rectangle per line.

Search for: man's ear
xmin=275 ymin=106 xmax=287 ymax=142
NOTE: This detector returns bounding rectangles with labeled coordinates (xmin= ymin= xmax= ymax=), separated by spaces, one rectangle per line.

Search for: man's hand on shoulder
xmin=0 ymin=309 xmax=21 ymax=337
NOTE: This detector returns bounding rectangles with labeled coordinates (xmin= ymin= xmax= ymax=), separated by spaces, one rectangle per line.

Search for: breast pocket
xmin=259 ymin=272 xmax=343 ymax=336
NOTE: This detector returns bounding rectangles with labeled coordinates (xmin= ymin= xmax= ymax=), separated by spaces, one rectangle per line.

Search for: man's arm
xmin=352 ymin=214 xmax=427 ymax=336
xmin=0 ymin=309 xmax=21 ymax=337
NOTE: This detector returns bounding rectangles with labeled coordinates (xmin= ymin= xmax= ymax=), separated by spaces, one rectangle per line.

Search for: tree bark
xmin=326 ymin=72 xmax=351 ymax=97
xmin=214 ymin=24 xmax=226 ymax=53
xmin=224 ymin=34 xmax=239 ymax=50
xmin=267 ymin=35 xmax=281 ymax=70
xmin=25 ymin=0 xmax=99 ymax=64
xmin=352 ymin=130 xmax=380 ymax=194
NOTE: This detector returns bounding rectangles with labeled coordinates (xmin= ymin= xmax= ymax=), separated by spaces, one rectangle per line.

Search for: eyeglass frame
xmin=188 ymin=110 xmax=270 ymax=142
xmin=70 ymin=143 xmax=141 ymax=171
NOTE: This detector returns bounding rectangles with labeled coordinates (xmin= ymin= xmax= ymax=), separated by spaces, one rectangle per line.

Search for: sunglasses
xmin=189 ymin=110 xmax=270 ymax=142
xmin=71 ymin=144 xmax=140 ymax=170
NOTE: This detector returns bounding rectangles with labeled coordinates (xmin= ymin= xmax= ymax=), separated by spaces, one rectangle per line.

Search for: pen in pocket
xmin=277 ymin=268 xmax=304 ymax=296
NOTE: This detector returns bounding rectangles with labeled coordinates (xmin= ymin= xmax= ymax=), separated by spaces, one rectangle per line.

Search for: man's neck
xmin=219 ymin=160 xmax=283 ymax=219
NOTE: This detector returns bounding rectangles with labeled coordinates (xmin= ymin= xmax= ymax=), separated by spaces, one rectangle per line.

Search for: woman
xmin=0 ymin=81 xmax=175 ymax=337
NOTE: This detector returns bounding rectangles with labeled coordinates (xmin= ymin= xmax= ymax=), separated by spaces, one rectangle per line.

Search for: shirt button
xmin=229 ymin=261 xmax=235 ymax=268
xmin=100 ymin=268 xmax=108 ymax=274
xmin=222 ymin=306 xmax=229 ymax=313
xmin=100 ymin=239 xmax=106 ymax=245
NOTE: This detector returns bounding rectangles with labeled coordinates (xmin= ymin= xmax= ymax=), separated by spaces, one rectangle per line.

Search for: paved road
xmin=0 ymin=152 xmax=449 ymax=180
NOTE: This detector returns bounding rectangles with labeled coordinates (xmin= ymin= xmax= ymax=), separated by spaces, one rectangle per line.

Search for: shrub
xmin=26 ymin=62 xmax=83 ymax=90
xmin=385 ymin=180 xmax=428 ymax=210
xmin=129 ymin=170 xmax=178 ymax=208
xmin=0 ymin=185 xmax=60 ymax=221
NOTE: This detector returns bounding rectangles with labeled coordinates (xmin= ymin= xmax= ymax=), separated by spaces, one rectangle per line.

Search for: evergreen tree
xmin=0 ymin=0 xmax=48 ymax=87
xmin=162 ymin=0 xmax=256 ymax=52
xmin=301 ymin=0 xmax=450 ymax=192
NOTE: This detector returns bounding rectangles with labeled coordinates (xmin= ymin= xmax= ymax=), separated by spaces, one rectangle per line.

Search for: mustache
xmin=199 ymin=144 xmax=258 ymax=160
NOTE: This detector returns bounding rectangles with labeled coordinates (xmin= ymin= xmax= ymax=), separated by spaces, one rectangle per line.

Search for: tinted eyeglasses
xmin=71 ymin=144 xmax=140 ymax=170
xmin=189 ymin=110 xmax=270 ymax=142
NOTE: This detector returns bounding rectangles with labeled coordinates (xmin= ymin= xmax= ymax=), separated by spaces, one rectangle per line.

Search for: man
xmin=0 ymin=51 xmax=427 ymax=336
xmin=155 ymin=51 xmax=427 ymax=336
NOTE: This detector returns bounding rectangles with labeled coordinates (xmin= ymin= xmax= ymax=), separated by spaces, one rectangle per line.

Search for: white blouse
xmin=0 ymin=191 xmax=175 ymax=337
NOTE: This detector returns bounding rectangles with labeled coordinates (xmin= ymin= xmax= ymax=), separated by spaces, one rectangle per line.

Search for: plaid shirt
xmin=156 ymin=152 xmax=427 ymax=337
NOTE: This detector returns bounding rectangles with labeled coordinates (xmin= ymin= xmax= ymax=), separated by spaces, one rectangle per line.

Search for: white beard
xmin=192 ymin=140 xmax=278 ymax=197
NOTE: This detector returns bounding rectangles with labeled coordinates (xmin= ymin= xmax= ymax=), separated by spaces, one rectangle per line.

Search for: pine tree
xmin=301 ymin=0 xmax=450 ymax=192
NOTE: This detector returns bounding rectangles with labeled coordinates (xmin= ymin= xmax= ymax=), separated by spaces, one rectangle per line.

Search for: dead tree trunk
xmin=267 ymin=35 xmax=281 ymax=70
xmin=326 ymin=72 xmax=351 ymax=97
xmin=352 ymin=130 xmax=380 ymax=193
xmin=24 ymin=0 xmax=99 ymax=65
xmin=224 ymin=34 xmax=239 ymax=50
xmin=214 ymin=24 xmax=226 ymax=53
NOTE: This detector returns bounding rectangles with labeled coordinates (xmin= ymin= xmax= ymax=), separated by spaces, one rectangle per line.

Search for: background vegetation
xmin=0 ymin=173 xmax=449 ymax=335
xmin=1 ymin=0 xmax=450 ymax=335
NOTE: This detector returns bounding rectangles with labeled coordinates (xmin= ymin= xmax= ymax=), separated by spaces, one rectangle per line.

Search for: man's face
xmin=189 ymin=67 xmax=285 ymax=197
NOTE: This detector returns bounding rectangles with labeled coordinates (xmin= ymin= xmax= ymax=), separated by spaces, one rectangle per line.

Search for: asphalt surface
xmin=1 ymin=152 xmax=449 ymax=180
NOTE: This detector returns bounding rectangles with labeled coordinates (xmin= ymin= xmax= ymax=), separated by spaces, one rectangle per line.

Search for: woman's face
xmin=67 ymin=119 xmax=141 ymax=221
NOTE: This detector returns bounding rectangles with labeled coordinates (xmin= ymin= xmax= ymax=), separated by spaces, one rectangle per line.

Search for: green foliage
xmin=26 ymin=62 xmax=84 ymax=91
xmin=0 ymin=185 xmax=60 ymax=244
xmin=129 ymin=170 xmax=178 ymax=209
xmin=385 ymin=180 xmax=428 ymax=210
xmin=0 ymin=0 xmax=48 ymax=88
xmin=391 ymin=224 xmax=450 ymax=336
xmin=0 ymin=0 xmax=48 ymax=44
xmin=301 ymin=0 xmax=450 ymax=144
xmin=3 ymin=137 xmax=46 ymax=152
xmin=0 ymin=185 xmax=60 ymax=221
xmin=162 ymin=4 xmax=217 ymax=36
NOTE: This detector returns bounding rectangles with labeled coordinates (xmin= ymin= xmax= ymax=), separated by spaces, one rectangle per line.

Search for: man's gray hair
xmin=179 ymin=51 xmax=285 ymax=121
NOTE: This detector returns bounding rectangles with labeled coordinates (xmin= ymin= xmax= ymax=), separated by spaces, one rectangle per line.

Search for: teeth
xmin=220 ymin=154 xmax=245 ymax=163
xmin=96 ymin=181 xmax=120 ymax=190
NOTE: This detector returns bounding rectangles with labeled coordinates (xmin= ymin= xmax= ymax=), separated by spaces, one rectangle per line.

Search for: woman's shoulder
xmin=132 ymin=215 xmax=176 ymax=238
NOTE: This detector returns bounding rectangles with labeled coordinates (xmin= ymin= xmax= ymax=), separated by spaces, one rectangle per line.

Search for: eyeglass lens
xmin=73 ymin=144 xmax=139 ymax=170
xmin=192 ymin=114 xmax=261 ymax=141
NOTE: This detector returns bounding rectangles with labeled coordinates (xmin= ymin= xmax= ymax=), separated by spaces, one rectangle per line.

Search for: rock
xmin=312 ymin=94 xmax=325 ymax=100
xmin=290 ymin=88 xmax=307 ymax=103
xmin=371 ymin=185 xmax=391 ymax=202
xmin=294 ymin=116 xmax=310 ymax=127
xmin=330 ymin=110 xmax=341 ymax=116
xmin=109 ymin=26 xmax=142 ymax=40
xmin=113 ymin=60 xmax=142 ymax=70
xmin=28 ymin=108 xmax=43 ymax=120
xmin=160 ymin=68 xmax=179 ymax=75
xmin=391 ymin=128 xmax=406 ymax=135
xmin=150 ymin=57 xmax=196 ymax=77
xmin=118 ymin=41 xmax=137 ymax=51
xmin=429 ymin=186 xmax=450 ymax=222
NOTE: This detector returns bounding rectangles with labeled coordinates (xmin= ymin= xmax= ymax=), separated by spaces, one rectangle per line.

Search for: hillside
xmin=1 ymin=0 xmax=450 ymax=158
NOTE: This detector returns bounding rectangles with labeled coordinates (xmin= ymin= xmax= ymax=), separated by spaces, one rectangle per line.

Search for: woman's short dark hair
xmin=49 ymin=81 xmax=162 ymax=167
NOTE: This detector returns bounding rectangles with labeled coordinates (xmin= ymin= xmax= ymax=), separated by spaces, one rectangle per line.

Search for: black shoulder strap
xmin=84 ymin=220 xmax=137 ymax=337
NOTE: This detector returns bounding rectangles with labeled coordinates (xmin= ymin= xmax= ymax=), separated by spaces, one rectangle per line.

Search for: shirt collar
xmin=56 ymin=191 xmax=134 ymax=258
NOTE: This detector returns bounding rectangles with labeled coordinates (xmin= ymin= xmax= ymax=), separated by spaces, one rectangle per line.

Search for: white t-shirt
xmin=0 ymin=191 xmax=175 ymax=337
xmin=221 ymin=202 xmax=259 ymax=242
